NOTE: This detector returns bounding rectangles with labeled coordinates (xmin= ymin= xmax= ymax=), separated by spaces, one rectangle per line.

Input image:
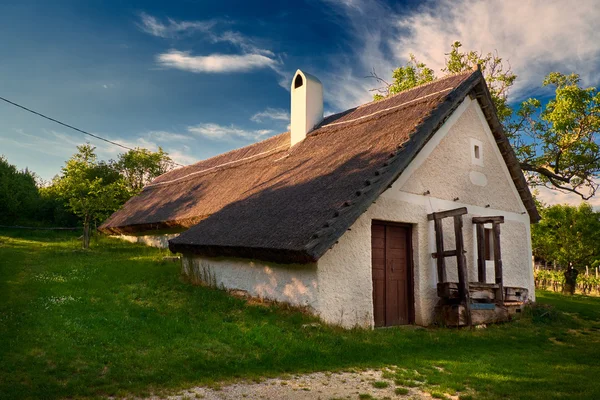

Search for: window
xmin=470 ymin=138 xmax=484 ymax=166
xmin=484 ymin=228 xmax=494 ymax=261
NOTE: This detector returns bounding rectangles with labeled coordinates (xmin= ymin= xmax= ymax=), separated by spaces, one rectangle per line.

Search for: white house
xmin=100 ymin=68 xmax=540 ymax=328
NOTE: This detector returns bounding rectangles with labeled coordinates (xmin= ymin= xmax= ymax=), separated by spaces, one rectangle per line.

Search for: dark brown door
xmin=371 ymin=222 xmax=412 ymax=327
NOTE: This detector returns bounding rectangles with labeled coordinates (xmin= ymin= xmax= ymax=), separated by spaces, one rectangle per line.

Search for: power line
xmin=0 ymin=95 xmax=185 ymax=167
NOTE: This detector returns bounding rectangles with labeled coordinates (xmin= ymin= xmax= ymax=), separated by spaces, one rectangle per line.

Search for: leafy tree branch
xmin=372 ymin=42 xmax=600 ymax=200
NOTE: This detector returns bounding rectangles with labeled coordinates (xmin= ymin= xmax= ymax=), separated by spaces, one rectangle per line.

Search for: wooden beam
xmin=438 ymin=282 xmax=499 ymax=300
xmin=476 ymin=223 xmax=486 ymax=283
xmin=493 ymin=222 xmax=504 ymax=303
xmin=431 ymin=249 xmax=459 ymax=259
xmin=453 ymin=214 xmax=472 ymax=326
xmin=472 ymin=216 xmax=505 ymax=224
xmin=427 ymin=207 xmax=468 ymax=221
xmin=433 ymin=218 xmax=447 ymax=283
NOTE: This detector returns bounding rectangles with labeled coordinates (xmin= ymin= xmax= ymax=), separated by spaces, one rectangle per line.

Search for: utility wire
xmin=0 ymin=95 xmax=185 ymax=167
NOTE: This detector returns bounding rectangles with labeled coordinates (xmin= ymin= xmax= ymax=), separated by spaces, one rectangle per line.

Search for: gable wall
xmin=317 ymin=98 xmax=534 ymax=326
xmin=399 ymin=97 xmax=526 ymax=213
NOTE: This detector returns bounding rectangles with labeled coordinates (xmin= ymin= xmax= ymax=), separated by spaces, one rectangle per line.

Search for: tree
xmin=53 ymin=144 xmax=128 ymax=248
xmin=115 ymin=147 xmax=174 ymax=194
xmin=512 ymin=73 xmax=600 ymax=199
xmin=0 ymin=156 xmax=41 ymax=224
xmin=369 ymin=55 xmax=435 ymax=101
xmin=532 ymin=203 xmax=600 ymax=293
xmin=372 ymin=42 xmax=599 ymax=200
xmin=38 ymin=184 xmax=80 ymax=227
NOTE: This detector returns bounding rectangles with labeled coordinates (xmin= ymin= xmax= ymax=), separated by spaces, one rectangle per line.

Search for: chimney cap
xmin=291 ymin=69 xmax=322 ymax=91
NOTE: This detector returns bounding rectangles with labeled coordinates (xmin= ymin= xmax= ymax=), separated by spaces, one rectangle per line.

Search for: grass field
xmin=1 ymin=230 xmax=600 ymax=400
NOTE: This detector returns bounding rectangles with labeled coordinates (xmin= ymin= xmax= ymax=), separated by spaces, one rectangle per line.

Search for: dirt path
xmin=150 ymin=369 xmax=433 ymax=400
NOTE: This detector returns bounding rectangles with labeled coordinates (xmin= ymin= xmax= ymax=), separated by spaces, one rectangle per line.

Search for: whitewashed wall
xmin=117 ymin=233 xmax=179 ymax=249
xmin=182 ymin=97 xmax=535 ymax=328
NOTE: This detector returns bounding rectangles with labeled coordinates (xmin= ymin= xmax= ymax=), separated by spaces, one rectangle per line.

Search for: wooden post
xmin=433 ymin=219 xmax=447 ymax=283
xmin=476 ymin=223 xmax=486 ymax=283
xmin=492 ymin=222 xmax=503 ymax=303
xmin=454 ymin=215 xmax=472 ymax=326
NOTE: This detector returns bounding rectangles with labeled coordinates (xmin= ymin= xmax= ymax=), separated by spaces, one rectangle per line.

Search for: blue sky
xmin=1 ymin=0 xmax=599 ymax=205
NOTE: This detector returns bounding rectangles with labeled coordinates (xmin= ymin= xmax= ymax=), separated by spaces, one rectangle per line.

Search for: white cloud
xmin=211 ymin=30 xmax=275 ymax=57
xmin=391 ymin=0 xmax=600 ymax=99
xmin=137 ymin=12 xmax=267 ymax=53
xmin=7 ymin=127 xmax=197 ymax=168
xmin=146 ymin=130 xmax=191 ymax=142
xmin=536 ymin=185 xmax=600 ymax=210
xmin=138 ymin=12 xmax=273 ymax=55
xmin=318 ymin=0 xmax=398 ymax=110
xmin=139 ymin=12 xmax=283 ymax=78
xmin=321 ymin=0 xmax=600 ymax=110
xmin=164 ymin=147 xmax=198 ymax=166
xmin=187 ymin=123 xmax=273 ymax=141
xmin=156 ymin=50 xmax=278 ymax=73
xmin=250 ymin=108 xmax=290 ymax=123
xmin=0 ymin=130 xmax=72 ymax=159
xmin=137 ymin=12 xmax=216 ymax=38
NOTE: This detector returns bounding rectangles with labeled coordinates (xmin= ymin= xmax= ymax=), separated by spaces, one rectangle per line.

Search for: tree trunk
xmin=563 ymin=266 xmax=578 ymax=295
xmin=83 ymin=219 xmax=90 ymax=249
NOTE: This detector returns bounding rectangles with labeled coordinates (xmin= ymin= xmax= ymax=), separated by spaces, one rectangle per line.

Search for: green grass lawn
xmin=1 ymin=230 xmax=600 ymax=400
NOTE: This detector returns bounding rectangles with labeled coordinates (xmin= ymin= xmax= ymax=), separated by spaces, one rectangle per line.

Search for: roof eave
xmin=469 ymin=80 xmax=541 ymax=223
xmin=98 ymin=218 xmax=202 ymax=235
xmin=168 ymin=242 xmax=317 ymax=265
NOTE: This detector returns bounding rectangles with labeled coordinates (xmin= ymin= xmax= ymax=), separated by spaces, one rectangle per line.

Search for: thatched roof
xmin=100 ymin=69 xmax=540 ymax=263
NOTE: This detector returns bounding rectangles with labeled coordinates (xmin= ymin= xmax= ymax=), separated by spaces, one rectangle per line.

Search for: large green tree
xmin=52 ymin=144 xmax=129 ymax=248
xmin=115 ymin=147 xmax=174 ymax=194
xmin=371 ymin=42 xmax=600 ymax=200
xmin=0 ymin=156 xmax=40 ymax=224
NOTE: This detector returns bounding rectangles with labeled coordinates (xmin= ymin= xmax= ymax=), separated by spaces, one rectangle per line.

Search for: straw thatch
xmin=100 ymin=69 xmax=539 ymax=263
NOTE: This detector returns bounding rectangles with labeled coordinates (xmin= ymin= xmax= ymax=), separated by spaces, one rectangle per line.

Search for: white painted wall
xmin=181 ymin=97 xmax=535 ymax=328
xmin=117 ymin=233 xmax=179 ymax=249
xmin=182 ymin=256 xmax=319 ymax=308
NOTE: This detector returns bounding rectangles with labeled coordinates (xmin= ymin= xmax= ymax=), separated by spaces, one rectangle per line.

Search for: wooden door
xmin=371 ymin=222 xmax=412 ymax=327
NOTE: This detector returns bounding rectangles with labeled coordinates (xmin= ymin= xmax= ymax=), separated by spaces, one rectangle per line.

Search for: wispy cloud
xmin=321 ymin=0 xmax=600 ymax=110
xmin=156 ymin=50 xmax=278 ymax=73
xmin=6 ymin=128 xmax=196 ymax=168
xmin=210 ymin=30 xmax=275 ymax=57
xmin=187 ymin=123 xmax=273 ymax=141
xmin=137 ymin=12 xmax=216 ymax=38
xmin=163 ymin=146 xmax=198 ymax=166
xmin=536 ymin=185 xmax=600 ymax=210
xmin=139 ymin=12 xmax=282 ymax=75
xmin=146 ymin=130 xmax=192 ymax=142
xmin=250 ymin=108 xmax=290 ymax=123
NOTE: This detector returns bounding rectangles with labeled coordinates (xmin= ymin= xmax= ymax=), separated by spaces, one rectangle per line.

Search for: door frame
xmin=371 ymin=220 xmax=416 ymax=325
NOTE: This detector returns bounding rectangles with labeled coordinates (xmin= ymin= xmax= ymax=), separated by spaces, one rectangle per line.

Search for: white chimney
xmin=290 ymin=69 xmax=323 ymax=146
